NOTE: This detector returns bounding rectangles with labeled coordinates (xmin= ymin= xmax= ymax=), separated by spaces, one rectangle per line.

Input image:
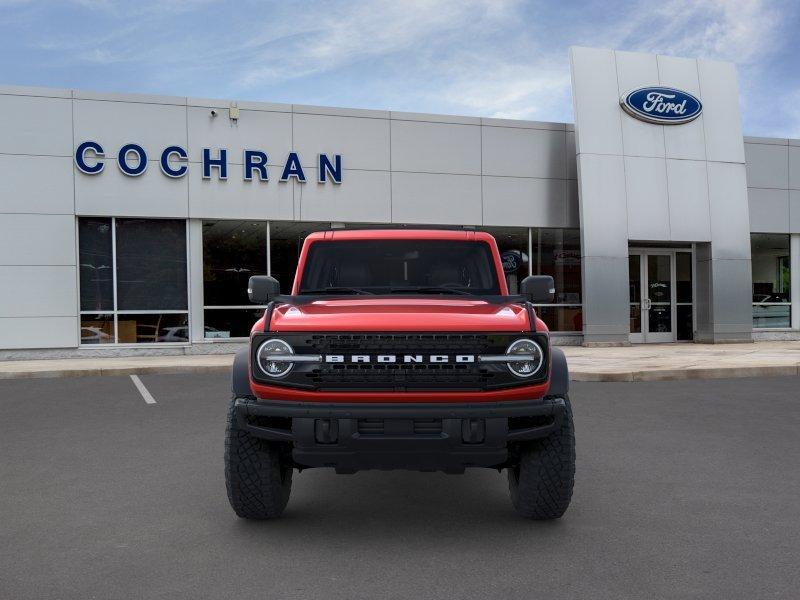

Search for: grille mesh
xmin=301 ymin=334 xmax=502 ymax=390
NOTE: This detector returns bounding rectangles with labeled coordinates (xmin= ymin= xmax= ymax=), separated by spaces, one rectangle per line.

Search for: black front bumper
xmin=234 ymin=397 xmax=566 ymax=474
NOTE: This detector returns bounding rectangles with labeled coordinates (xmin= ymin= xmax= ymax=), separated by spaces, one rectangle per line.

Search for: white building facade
xmin=0 ymin=47 xmax=798 ymax=357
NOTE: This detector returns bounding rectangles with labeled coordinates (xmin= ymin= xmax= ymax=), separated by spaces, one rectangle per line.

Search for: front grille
xmin=306 ymin=333 xmax=495 ymax=355
xmin=250 ymin=332 xmax=548 ymax=392
xmin=304 ymin=334 xmax=500 ymax=390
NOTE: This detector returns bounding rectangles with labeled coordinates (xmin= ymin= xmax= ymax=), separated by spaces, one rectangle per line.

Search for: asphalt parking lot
xmin=1 ymin=374 xmax=799 ymax=599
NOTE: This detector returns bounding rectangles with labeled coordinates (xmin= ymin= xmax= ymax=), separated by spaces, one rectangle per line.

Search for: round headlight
xmin=505 ymin=338 xmax=544 ymax=378
xmin=256 ymin=338 xmax=294 ymax=378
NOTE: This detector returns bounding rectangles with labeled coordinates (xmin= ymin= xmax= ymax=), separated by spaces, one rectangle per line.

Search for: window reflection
xmin=751 ymin=234 xmax=791 ymax=328
xmin=78 ymin=218 xmax=189 ymax=345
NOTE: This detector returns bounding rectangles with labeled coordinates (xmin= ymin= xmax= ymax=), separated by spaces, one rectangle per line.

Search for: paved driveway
xmin=1 ymin=375 xmax=798 ymax=599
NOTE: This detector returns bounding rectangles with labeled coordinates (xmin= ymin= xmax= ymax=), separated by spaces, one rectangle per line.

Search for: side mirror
xmin=520 ymin=275 xmax=555 ymax=303
xmin=248 ymin=275 xmax=280 ymax=304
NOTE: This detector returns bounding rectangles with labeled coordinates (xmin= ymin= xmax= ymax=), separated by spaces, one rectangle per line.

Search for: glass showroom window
xmin=531 ymin=228 xmax=583 ymax=333
xmin=486 ymin=227 xmax=530 ymax=294
xmin=78 ymin=218 xmax=188 ymax=344
xmin=480 ymin=226 xmax=583 ymax=333
xmin=751 ymin=233 xmax=791 ymax=328
xmin=202 ymin=220 xmax=270 ymax=339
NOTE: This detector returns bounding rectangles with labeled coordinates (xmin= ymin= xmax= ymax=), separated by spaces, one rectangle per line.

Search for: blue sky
xmin=1 ymin=0 xmax=799 ymax=137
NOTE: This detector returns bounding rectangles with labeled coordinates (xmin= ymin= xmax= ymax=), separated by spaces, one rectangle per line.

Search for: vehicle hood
xmin=269 ymin=298 xmax=530 ymax=332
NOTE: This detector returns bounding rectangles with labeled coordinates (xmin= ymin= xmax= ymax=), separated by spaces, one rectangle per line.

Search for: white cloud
xmin=9 ymin=0 xmax=796 ymax=134
xmin=236 ymin=0 xmax=522 ymax=88
xmin=609 ymin=0 xmax=781 ymax=64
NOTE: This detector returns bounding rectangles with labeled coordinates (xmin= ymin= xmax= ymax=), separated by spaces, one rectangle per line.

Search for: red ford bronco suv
xmin=226 ymin=230 xmax=575 ymax=520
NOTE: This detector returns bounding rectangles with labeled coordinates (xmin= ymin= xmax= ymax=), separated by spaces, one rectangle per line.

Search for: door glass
xmin=676 ymin=252 xmax=692 ymax=303
xmin=629 ymin=255 xmax=641 ymax=333
xmin=677 ymin=304 xmax=693 ymax=341
xmin=647 ymin=254 xmax=672 ymax=334
xmin=676 ymin=252 xmax=693 ymax=341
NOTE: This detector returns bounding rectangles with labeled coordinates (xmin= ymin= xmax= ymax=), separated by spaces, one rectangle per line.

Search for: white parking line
xmin=130 ymin=374 xmax=156 ymax=404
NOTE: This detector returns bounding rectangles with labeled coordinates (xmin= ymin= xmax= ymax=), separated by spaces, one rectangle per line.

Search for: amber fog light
xmin=256 ymin=338 xmax=294 ymax=378
xmin=505 ymin=338 xmax=544 ymax=378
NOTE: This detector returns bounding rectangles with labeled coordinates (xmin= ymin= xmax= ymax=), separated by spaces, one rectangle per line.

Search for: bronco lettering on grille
xmin=324 ymin=354 xmax=476 ymax=364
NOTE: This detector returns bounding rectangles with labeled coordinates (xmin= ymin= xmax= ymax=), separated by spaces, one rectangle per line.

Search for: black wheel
xmin=508 ymin=396 xmax=575 ymax=519
xmin=225 ymin=397 xmax=292 ymax=519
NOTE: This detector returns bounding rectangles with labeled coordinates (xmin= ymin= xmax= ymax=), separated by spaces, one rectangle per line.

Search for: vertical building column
xmin=576 ymin=153 xmax=631 ymax=345
xmin=792 ymin=234 xmax=800 ymax=331
xmin=694 ymin=243 xmax=713 ymax=341
xmin=703 ymin=161 xmax=753 ymax=342
xmin=266 ymin=220 xmax=271 ymax=277
xmin=570 ymin=47 xmax=631 ymax=345
xmin=188 ymin=219 xmax=205 ymax=343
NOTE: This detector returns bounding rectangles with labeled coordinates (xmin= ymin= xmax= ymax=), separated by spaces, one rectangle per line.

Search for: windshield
xmin=299 ymin=239 xmax=501 ymax=295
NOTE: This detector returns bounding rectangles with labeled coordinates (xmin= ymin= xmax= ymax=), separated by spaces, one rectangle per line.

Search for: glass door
xmin=645 ymin=253 xmax=674 ymax=343
xmin=629 ymin=250 xmax=687 ymax=343
xmin=629 ymin=254 xmax=644 ymax=343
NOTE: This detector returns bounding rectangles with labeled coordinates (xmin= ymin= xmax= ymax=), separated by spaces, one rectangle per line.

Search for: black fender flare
xmin=231 ymin=347 xmax=254 ymax=398
xmin=547 ymin=346 xmax=569 ymax=398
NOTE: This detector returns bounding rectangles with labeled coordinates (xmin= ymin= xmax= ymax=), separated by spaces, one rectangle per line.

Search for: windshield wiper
xmin=300 ymin=287 xmax=375 ymax=295
xmin=389 ymin=286 xmax=475 ymax=296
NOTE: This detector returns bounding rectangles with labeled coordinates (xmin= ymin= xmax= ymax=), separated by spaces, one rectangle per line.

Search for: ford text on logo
xmin=74 ymin=141 xmax=342 ymax=184
xmin=620 ymin=87 xmax=702 ymax=125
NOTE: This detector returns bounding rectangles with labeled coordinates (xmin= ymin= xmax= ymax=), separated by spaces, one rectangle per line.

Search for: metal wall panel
xmin=745 ymin=142 xmax=789 ymax=189
xmin=748 ymin=188 xmax=790 ymax=233
xmin=790 ymin=190 xmax=800 ymax=233
xmin=565 ymin=131 xmax=577 ymax=179
xmin=390 ymin=120 xmax=481 ymax=175
xmin=657 ymin=54 xmax=707 ymax=161
xmin=482 ymin=126 xmax=566 ymax=179
xmin=0 ymin=155 xmax=74 ymax=214
xmin=299 ymin=169 xmax=391 ymax=223
xmin=0 ymin=266 xmax=76 ymax=318
xmin=708 ymin=258 xmax=753 ymax=335
xmin=707 ymin=162 xmax=751 ymax=259
xmin=624 ymin=156 xmax=670 ymax=241
xmin=565 ymin=180 xmax=580 ymax=228
xmin=575 ymin=154 xmax=628 ymax=257
xmin=390 ymin=172 xmax=482 ymax=225
xmin=666 ymin=159 xmax=711 ymax=242
xmin=293 ymin=113 xmax=390 ymax=172
xmin=76 ymin=164 xmax=189 ymax=218
xmin=790 ymin=146 xmax=800 ymax=190
xmin=0 ymin=214 xmax=75 ymax=266
xmin=482 ymin=176 xmax=567 ymax=227
xmin=697 ymin=59 xmax=746 ymax=164
xmin=616 ymin=51 xmax=665 ymax=159
xmin=0 ymin=316 xmax=78 ymax=349
xmin=187 ymin=168 xmax=293 ymax=220
xmin=569 ymin=47 xmax=624 ymax=156
xmin=580 ymin=256 xmax=630 ymax=340
xmin=74 ymin=99 xmax=188 ymax=159
xmin=0 ymin=94 xmax=73 ymax=156
xmin=187 ymin=106 xmax=292 ymax=166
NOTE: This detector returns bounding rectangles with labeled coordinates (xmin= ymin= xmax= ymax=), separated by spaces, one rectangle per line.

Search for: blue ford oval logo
xmin=500 ymin=250 xmax=522 ymax=274
xmin=620 ymin=87 xmax=702 ymax=125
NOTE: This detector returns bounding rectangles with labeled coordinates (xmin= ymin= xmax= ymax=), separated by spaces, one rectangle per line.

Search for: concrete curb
xmin=570 ymin=365 xmax=800 ymax=382
xmin=0 ymin=364 xmax=234 ymax=380
xmin=0 ymin=363 xmax=798 ymax=382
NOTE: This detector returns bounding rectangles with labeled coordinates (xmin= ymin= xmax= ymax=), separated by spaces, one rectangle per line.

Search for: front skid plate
xmin=234 ymin=397 xmax=565 ymax=473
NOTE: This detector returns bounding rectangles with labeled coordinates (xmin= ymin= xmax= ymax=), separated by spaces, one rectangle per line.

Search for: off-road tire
xmin=508 ymin=395 xmax=575 ymax=519
xmin=225 ymin=397 xmax=292 ymax=519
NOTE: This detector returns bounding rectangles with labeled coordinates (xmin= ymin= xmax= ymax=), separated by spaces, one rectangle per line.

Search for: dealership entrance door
xmin=629 ymin=249 xmax=694 ymax=343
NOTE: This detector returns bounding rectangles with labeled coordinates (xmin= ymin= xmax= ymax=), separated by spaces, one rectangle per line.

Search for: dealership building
xmin=0 ymin=46 xmax=798 ymax=357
